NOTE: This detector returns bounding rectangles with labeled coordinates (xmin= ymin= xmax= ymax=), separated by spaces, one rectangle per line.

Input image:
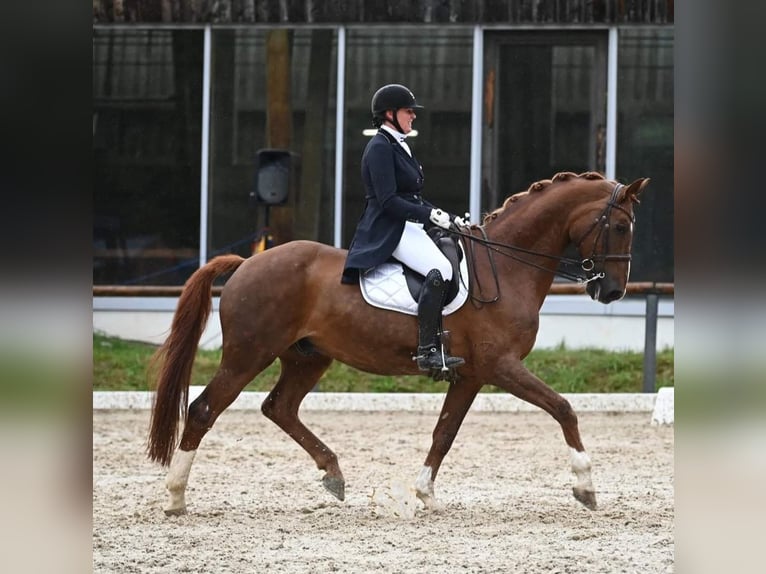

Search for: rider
xmin=341 ymin=83 xmax=465 ymax=372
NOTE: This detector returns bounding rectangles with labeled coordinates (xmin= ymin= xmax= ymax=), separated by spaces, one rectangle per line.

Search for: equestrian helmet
xmin=371 ymin=84 xmax=424 ymax=124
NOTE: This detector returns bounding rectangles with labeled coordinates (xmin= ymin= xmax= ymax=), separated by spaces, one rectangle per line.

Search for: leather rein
xmin=452 ymin=183 xmax=634 ymax=304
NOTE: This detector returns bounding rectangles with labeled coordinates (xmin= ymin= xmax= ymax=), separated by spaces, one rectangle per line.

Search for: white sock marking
xmin=165 ymin=449 xmax=196 ymax=512
xmin=569 ymin=448 xmax=594 ymax=491
xmin=414 ymin=465 xmax=434 ymax=498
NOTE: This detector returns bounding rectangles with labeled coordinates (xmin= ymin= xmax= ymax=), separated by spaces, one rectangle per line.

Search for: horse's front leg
xmin=415 ymin=379 xmax=480 ymax=510
xmin=495 ymin=357 xmax=597 ymax=510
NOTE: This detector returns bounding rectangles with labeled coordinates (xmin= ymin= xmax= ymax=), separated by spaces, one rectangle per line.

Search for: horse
xmin=147 ymin=171 xmax=649 ymax=516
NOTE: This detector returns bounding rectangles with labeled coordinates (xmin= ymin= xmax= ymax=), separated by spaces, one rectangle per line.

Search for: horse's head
xmin=571 ymin=178 xmax=650 ymax=303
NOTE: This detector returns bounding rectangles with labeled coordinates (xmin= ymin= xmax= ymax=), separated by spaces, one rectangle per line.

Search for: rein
xmin=462 ymin=225 xmax=501 ymax=305
xmin=455 ymin=183 xmax=633 ymax=303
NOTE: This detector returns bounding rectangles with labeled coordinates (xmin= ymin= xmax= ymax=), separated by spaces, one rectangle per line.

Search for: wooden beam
xmin=93 ymin=282 xmax=674 ymax=297
xmin=265 ymin=29 xmax=294 ymax=245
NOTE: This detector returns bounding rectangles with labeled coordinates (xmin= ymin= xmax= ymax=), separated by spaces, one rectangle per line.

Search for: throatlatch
xmin=414 ymin=269 xmax=465 ymax=377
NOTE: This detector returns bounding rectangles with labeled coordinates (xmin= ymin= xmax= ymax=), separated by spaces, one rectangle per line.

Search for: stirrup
xmin=414 ymin=345 xmax=465 ymax=372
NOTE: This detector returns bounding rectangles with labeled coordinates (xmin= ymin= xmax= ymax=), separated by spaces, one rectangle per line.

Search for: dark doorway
xmin=483 ymin=32 xmax=608 ymax=212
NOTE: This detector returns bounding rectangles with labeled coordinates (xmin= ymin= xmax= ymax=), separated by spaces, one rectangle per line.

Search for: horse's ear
xmin=620 ymin=178 xmax=650 ymax=205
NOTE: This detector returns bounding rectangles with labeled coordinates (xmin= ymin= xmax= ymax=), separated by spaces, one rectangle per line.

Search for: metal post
xmin=199 ymin=25 xmax=212 ymax=268
xmin=333 ymin=27 xmax=346 ymax=248
xmin=605 ymin=27 xmax=618 ymax=180
xmin=643 ymin=293 xmax=659 ymax=393
xmin=468 ymin=25 xmax=483 ymax=223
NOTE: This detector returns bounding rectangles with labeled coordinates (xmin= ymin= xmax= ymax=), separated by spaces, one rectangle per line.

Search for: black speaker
xmin=250 ymin=149 xmax=291 ymax=206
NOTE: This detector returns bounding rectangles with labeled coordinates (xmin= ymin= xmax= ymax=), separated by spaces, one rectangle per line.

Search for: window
xmin=208 ymin=29 xmax=338 ymax=257
xmin=484 ymin=32 xmax=608 ymax=213
xmin=617 ymin=28 xmax=674 ymax=282
xmin=342 ymin=28 xmax=473 ymax=247
xmin=93 ymin=29 xmax=203 ymax=285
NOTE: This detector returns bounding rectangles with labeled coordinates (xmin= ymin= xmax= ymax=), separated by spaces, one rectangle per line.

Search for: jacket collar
xmin=377 ymin=129 xmax=422 ymax=173
xmin=380 ymin=124 xmax=407 ymax=142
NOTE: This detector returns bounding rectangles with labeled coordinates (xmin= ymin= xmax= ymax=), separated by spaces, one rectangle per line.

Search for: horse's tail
xmin=147 ymin=254 xmax=245 ymax=466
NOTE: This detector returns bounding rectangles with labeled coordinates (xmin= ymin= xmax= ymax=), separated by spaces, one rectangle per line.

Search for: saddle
xmin=360 ymin=227 xmax=469 ymax=316
xmin=402 ymin=227 xmax=462 ymax=304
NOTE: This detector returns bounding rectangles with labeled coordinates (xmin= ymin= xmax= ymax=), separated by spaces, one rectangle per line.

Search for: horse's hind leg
xmin=260 ymin=349 xmax=342 ymax=500
xmin=496 ymin=358 xmax=597 ymax=510
xmin=163 ymin=352 xmax=272 ymax=516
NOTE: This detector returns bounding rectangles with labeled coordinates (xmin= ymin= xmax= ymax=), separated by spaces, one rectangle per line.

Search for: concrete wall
xmin=93 ymin=295 xmax=674 ymax=351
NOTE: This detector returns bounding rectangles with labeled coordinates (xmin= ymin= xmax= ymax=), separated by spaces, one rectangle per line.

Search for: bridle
xmin=571 ymin=183 xmax=635 ymax=273
xmin=452 ymin=183 xmax=634 ymax=304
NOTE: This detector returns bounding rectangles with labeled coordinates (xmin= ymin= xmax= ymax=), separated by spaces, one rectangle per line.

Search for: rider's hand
xmin=452 ymin=215 xmax=467 ymax=228
xmin=429 ymin=208 xmax=452 ymax=229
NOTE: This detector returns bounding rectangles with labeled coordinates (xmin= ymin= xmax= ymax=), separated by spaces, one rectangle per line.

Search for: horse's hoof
xmin=415 ymin=491 xmax=445 ymax=512
xmin=164 ymin=506 xmax=187 ymax=517
xmin=573 ymin=487 xmax=597 ymax=510
xmin=322 ymin=475 xmax=345 ymax=501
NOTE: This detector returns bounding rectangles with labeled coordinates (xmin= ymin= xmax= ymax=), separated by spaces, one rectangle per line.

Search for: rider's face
xmin=387 ymin=108 xmax=416 ymax=133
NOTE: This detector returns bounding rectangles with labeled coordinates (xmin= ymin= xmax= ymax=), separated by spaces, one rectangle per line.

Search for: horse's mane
xmin=482 ymin=171 xmax=607 ymax=225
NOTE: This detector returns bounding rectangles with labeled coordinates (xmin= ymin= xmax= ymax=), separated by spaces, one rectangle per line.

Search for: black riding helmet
xmin=370 ymin=84 xmax=424 ymax=132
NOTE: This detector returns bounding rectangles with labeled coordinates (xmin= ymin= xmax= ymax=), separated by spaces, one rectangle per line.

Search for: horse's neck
xmin=490 ymin=199 xmax=572 ymax=262
xmin=485 ymin=191 xmax=575 ymax=300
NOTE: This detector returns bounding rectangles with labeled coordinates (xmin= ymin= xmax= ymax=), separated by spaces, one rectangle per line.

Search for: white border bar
xmin=92 ymin=295 xmax=674 ymax=317
xmin=94 ymin=390 xmax=660 ymax=413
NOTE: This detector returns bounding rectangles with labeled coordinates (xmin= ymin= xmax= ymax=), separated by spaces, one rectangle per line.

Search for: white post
xmin=333 ymin=27 xmax=346 ymax=248
xmin=469 ymin=26 xmax=484 ymax=223
xmin=605 ymin=27 xmax=618 ymax=180
xmin=199 ymin=25 xmax=212 ymax=267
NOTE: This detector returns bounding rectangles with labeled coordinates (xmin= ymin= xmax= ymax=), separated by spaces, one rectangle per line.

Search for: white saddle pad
xmin=359 ymin=245 xmax=469 ymax=316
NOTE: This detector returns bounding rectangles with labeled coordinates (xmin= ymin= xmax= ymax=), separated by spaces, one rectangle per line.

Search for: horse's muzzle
xmin=586 ymin=279 xmax=624 ymax=304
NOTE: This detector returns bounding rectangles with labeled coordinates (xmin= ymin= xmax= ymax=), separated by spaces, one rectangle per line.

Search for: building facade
xmin=93 ymin=2 xmax=674 ymax=352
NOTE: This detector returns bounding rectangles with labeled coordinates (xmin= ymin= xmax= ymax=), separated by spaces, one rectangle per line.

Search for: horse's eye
xmin=615 ymin=223 xmax=628 ymax=235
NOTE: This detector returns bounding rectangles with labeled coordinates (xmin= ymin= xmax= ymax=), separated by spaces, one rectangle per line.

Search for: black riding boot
xmin=415 ymin=269 xmax=465 ymax=372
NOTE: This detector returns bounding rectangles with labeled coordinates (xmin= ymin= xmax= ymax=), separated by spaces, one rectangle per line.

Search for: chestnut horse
xmin=148 ymin=171 xmax=649 ymax=515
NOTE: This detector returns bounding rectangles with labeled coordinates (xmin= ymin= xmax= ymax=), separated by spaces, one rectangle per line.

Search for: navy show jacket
xmin=341 ymin=129 xmax=436 ymax=284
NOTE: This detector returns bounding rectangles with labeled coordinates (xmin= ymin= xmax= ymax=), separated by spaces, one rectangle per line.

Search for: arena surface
xmin=93 ymin=409 xmax=674 ymax=573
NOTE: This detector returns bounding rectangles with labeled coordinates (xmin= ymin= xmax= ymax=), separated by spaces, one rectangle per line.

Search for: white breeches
xmin=392 ymin=221 xmax=453 ymax=281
